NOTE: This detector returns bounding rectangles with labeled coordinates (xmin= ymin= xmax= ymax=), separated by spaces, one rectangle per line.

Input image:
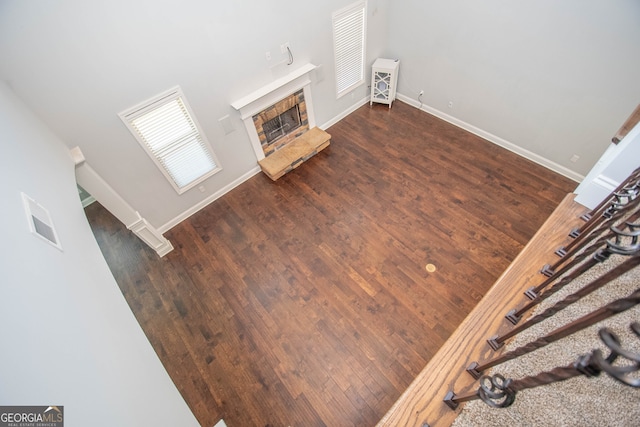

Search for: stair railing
xmin=444 ymin=321 xmax=640 ymax=409
xmin=433 ymin=165 xmax=640 ymax=424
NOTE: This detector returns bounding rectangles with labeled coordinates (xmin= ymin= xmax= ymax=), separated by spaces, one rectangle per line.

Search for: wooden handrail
xmin=612 ymin=104 xmax=640 ymax=144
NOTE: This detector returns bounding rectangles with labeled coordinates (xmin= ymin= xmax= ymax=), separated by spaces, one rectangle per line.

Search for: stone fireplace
xmin=252 ymin=89 xmax=309 ymax=157
xmin=231 ymin=63 xmax=317 ymax=162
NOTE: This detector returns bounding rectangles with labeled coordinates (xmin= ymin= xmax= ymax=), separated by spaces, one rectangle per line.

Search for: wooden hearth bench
xmin=258 ymin=127 xmax=331 ymax=181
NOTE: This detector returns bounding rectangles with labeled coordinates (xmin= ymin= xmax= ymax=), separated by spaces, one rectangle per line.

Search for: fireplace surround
xmin=231 ymin=63 xmax=317 ymax=162
xmin=252 ymin=88 xmax=308 ymax=156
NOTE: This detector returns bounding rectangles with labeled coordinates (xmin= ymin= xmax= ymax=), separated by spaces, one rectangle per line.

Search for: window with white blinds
xmin=332 ymin=0 xmax=367 ymax=98
xmin=119 ymin=87 xmax=221 ymax=194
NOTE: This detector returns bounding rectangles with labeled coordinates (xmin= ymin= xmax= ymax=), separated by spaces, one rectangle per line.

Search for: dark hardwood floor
xmin=85 ymin=101 xmax=576 ymax=427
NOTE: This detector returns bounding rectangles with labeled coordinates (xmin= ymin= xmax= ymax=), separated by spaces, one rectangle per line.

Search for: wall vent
xmin=21 ymin=192 xmax=63 ymax=251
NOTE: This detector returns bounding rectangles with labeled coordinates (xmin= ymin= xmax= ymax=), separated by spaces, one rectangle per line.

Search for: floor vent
xmin=21 ymin=192 xmax=63 ymax=251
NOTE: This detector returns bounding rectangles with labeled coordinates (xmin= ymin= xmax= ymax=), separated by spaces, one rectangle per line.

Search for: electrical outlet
xmin=448 ymin=101 xmax=454 ymax=109
xmin=419 ymin=90 xmax=424 ymax=97
xmin=265 ymin=51 xmax=271 ymax=61
xmin=280 ymin=42 xmax=290 ymax=54
xmin=570 ymin=154 xmax=580 ymax=163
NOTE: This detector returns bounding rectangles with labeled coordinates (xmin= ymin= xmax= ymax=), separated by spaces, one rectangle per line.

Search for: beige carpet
xmin=452 ymin=251 xmax=640 ymax=427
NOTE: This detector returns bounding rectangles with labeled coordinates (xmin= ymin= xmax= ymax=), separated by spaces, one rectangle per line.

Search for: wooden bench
xmin=258 ymin=127 xmax=331 ymax=181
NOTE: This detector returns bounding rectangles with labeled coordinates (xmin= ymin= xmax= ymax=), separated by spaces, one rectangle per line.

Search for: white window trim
xmin=119 ymin=86 xmax=222 ymax=194
xmin=332 ymin=0 xmax=367 ymax=99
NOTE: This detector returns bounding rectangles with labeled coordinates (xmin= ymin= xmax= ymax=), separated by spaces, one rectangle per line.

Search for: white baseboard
xmin=320 ymin=96 xmax=370 ymax=130
xmin=574 ymin=174 xmax=618 ymax=210
xmin=396 ymin=93 xmax=584 ymax=183
xmin=159 ymin=166 xmax=261 ymax=233
xmin=154 ymin=240 xmax=175 ymax=257
xmin=81 ymin=195 xmax=96 ymax=208
xmin=127 ymin=214 xmax=175 ymax=257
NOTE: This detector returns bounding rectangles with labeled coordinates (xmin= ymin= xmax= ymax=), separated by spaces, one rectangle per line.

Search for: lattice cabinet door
xmin=370 ymin=58 xmax=399 ymax=108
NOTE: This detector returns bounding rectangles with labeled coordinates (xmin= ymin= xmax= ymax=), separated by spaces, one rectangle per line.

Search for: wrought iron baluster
xmin=445 ymin=322 xmax=640 ymax=410
xmin=541 ymin=208 xmax=640 ymax=278
xmin=594 ymin=323 xmax=640 ymax=387
xmin=490 ymin=256 xmax=640 ymax=350
xmin=575 ymin=186 xmax=639 ymax=235
xmin=558 ymin=188 xmax=640 ymax=257
xmin=580 ymin=166 xmax=640 ymax=222
xmin=504 ymin=225 xmax=640 ymax=328
xmin=524 ymin=232 xmax=613 ymax=303
xmin=468 ymin=287 xmax=640 ymax=377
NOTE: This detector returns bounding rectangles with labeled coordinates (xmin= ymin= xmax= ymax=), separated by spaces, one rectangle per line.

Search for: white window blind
xmin=120 ymin=87 xmax=221 ymax=194
xmin=332 ymin=0 xmax=367 ymax=98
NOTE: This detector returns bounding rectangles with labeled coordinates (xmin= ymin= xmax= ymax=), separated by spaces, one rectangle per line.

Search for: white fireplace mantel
xmin=231 ymin=63 xmax=317 ymax=161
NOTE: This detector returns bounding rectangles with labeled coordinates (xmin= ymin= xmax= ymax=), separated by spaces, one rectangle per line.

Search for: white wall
xmin=0 ymin=81 xmax=199 ymax=426
xmin=0 ymin=0 xmax=388 ymax=230
xmin=2 ymin=0 xmax=635 ymax=231
xmin=386 ymin=0 xmax=640 ymax=179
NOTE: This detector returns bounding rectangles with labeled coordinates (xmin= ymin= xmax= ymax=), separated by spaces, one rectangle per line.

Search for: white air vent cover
xmin=21 ymin=192 xmax=63 ymax=251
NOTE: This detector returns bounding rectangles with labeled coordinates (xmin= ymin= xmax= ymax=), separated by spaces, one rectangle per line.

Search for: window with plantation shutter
xmin=119 ymin=87 xmax=221 ymax=194
xmin=332 ymin=0 xmax=367 ymax=98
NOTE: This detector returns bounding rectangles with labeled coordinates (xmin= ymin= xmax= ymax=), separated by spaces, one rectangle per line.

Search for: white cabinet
xmin=370 ymin=58 xmax=399 ymax=108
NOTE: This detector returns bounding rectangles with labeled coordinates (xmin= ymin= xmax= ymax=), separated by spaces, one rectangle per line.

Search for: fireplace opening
xmin=262 ymin=105 xmax=302 ymax=144
xmin=252 ymin=89 xmax=309 ymax=157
